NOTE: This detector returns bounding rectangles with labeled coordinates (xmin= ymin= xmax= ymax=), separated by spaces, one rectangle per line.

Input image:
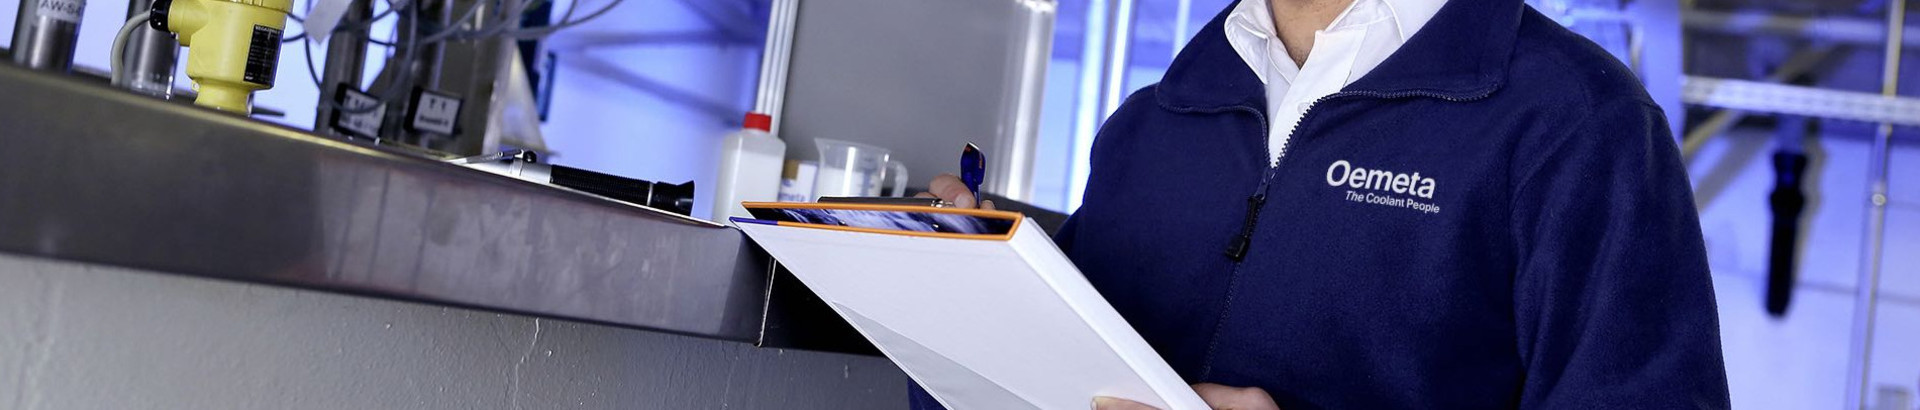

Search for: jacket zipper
xmin=1223 ymin=103 xmax=1280 ymax=262
xmin=1219 ymin=88 xmax=1490 ymax=261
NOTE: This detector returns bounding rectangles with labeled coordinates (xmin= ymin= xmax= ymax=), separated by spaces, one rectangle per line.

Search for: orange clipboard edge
xmin=739 ymin=202 xmax=1026 ymax=241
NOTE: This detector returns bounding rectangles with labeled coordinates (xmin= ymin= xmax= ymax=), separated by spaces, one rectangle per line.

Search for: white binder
xmin=734 ymin=204 xmax=1206 ymax=410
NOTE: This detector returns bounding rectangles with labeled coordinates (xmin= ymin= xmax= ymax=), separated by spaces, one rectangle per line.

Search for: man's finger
xmin=926 ymin=173 xmax=977 ymax=208
xmin=1192 ymin=383 xmax=1281 ymax=410
xmin=1091 ymin=396 xmax=1160 ymax=410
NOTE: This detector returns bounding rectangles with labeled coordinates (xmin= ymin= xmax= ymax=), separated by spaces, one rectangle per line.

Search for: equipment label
xmin=244 ymin=25 xmax=282 ymax=87
xmin=410 ymin=91 xmax=461 ymax=135
xmin=332 ymin=87 xmax=387 ymax=139
xmin=33 ymin=0 xmax=85 ymax=22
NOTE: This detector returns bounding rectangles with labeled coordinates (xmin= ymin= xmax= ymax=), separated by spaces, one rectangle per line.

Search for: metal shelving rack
xmin=1546 ymin=1 xmax=1912 ymax=407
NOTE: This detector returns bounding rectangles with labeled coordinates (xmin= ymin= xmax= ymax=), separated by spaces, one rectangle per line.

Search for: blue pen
xmin=961 ymin=143 xmax=985 ymax=206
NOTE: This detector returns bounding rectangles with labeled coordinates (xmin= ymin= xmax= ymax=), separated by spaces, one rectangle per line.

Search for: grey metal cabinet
xmin=761 ymin=0 xmax=1057 ymax=200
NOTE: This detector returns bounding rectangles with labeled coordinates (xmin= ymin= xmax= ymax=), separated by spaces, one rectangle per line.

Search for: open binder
xmin=733 ymin=202 xmax=1207 ymax=410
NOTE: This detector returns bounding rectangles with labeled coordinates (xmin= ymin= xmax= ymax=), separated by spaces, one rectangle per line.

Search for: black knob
xmin=148 ymin=0 xmax=173 ymax=31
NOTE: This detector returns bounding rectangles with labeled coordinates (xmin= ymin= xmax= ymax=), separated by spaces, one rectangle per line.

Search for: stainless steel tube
xmin=752 ymin=0 xmax=797 ymax=135
xmin=316 ymin=0 xmax=372 ymax=137
xmin=1844 ymin=0 xmax=1905 ymax=408
xmin=429 ymin=0 xmax=518 ymax=156
xmin=122 ymin=0 xmax=178 ymax=97
xmin=10 ymin=0 xmax=86 ymax=72
xmin=377 ymin=0 xmax=451 ymax=146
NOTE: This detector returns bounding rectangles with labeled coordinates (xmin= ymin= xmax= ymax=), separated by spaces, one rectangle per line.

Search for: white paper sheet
xmin=736 ymin=218 xmax=1208 ymax=410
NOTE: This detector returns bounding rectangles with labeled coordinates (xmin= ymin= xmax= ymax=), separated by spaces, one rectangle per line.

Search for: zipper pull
xmin=1224 ymin=191 xmax=1267 ymax=261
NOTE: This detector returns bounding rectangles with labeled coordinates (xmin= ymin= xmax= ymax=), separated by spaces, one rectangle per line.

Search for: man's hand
xmin=1091 ymin=384 xmax=1280 ymax=410
xmin=916 ymin=173 xmax=995 ymax=210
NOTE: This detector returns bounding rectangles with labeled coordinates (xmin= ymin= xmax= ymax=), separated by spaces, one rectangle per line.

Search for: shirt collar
xmin=1381 ymin=0 xmax=1446 ymax=46
xmin=1224 ymin=0 xmax=1442 ymax=85
xmin=1226 ymin=0 xmax=1445 ymax=47
xmin=1157 ymin=0 xmax=1521 ymax=112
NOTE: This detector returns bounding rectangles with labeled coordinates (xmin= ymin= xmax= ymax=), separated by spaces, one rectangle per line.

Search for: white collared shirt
xmin=1224 ymin=0 xmax=1446 ymax=165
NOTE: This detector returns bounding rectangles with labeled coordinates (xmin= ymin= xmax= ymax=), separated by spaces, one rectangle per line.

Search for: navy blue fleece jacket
xmin=911 ymin=0 xmax=1730 ymax=408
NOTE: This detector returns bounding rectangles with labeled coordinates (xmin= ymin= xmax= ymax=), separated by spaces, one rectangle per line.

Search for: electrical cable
xmin=493 ymin=0 xmax=621 ymax=39
xmin=305 ymin=0 xmax=417 ymax=115
xmin=464 ymin=0 xmax=542 ymax=40
xmin=301 ymin=0 xmax=612 ymax=121
xmin=417 ymin=0 xmax=616 ymax=44
xmin=417 ymin=0 xmax=505 ymax=44
xmin=473 ymin=0 xmax=532 ymax=38
xmin=302 ymin=27 xmax=323 ymax=86
xmin=493 ymin=0 xmax=560 ymax=36
xmin=345 ymin=8 xmax=397 ymax=28
xmin=354 ymin=0 xmax=406 ymax=46
xmin=109 ymin=13 xmax=154 ymax=87
xmin=284 ymin=7 xmax=398 ymax=43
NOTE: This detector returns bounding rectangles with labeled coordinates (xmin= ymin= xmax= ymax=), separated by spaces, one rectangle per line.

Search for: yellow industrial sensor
xmin=150 ymin=0 xmax=292 ymax=113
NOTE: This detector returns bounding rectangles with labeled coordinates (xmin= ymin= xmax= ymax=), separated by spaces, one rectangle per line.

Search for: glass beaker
xmin=813 ymin=138 xmax=909 ymax=199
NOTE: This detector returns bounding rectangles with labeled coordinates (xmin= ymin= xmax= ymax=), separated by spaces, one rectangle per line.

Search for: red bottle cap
xmin=743 ymin=112 xmax=773 ymax=132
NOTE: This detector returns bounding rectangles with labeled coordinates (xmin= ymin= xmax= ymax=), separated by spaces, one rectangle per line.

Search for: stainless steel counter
xmin=0 ymin=64 xmax=801 ymax=345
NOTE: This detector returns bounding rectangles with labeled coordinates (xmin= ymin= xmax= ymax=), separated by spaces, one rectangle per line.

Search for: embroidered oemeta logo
xmin=1325 ymin=160 xmax=1442 ymax=215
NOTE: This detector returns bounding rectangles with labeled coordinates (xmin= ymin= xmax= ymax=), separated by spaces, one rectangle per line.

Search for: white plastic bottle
xmin=711 ymin=112 xmax=787 ymax=222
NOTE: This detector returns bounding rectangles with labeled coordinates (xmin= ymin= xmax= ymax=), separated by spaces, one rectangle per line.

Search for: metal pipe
xmin=1681 ymin=46 xmax=1834 ymax=158
xmin=11 ymin=0 xmax=84 ymax=72
xmin=995 ymin=0 xmax=1057 ymax=202
xmin=1625 ymin=0 xmax=1683 ymax=141
xmin=1844 ymin=0 xmax=1904 ymax=407
xmin=568 ymin=54 xmax=740 ymax=121
xmin=1679 ymin=76 xmax=1920 ymax=127
xmin=1684 ymin=9 xmax=1919 ymax=48
xmin=1171 ymin=0 xmax=1192 ymax=59
xmin=122 ymin=0 xmax=178 ymax=97
xmin=753 ymin=0 xmax=797 ymax=135
xmin=545 ymin=30 xmax=747 ymax=52
xmin=1066 ymin=0 xmax=1113 ymax=211
xmin=378 ymin=0 xmax=453 ymax=146
xmin=1100 ymin=0 xmax=1137 ymax=120
xmin=316 ymin=0 xmax=373 ymax=137
xmin=432 ymin=0 xmax=521 ymax=156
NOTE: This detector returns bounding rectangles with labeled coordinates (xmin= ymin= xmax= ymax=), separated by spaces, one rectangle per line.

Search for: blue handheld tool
xmin=961 ymin=143 xmax=986 ymax=204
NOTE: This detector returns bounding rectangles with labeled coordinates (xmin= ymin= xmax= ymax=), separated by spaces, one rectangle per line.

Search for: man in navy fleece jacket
xmin=914 ymin=0 xmax=1731 ymax=408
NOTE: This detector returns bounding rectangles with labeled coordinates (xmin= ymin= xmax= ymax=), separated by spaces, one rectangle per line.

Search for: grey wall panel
xmin=779 ymin=0 xmax=1054 ymax=200
xmin=0 ymin=253 xmax=906 ymax=409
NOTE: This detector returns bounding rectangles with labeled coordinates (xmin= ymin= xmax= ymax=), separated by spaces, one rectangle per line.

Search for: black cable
xmin=496 ymin=0 xmax=622 ymax=39
xmin=300 ymin=0 xmax=604 ymax=126
xmin=305 ymin=0 xmax=417 ymax=116
xmin=284 ymin=6 xmax=397 ymax=43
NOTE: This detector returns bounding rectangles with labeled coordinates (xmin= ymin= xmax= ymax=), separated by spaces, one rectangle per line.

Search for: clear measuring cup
xmin=813 ymin=138 xmax=909 ymax=198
